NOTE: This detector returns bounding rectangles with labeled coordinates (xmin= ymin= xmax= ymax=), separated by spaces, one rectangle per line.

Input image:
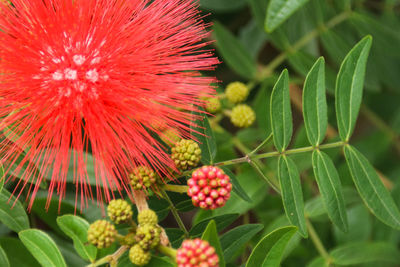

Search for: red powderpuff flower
xmin=187 ymin=166 xmax=232 ymax=210
xmin=0 ymin=0 xmax=218 ymax=209
xmin=176 ymin=238 xmax=219 ymax=267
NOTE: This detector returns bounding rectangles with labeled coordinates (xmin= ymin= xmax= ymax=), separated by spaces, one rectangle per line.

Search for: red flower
xmin=0 ymin=0 xmax=217 ymax=209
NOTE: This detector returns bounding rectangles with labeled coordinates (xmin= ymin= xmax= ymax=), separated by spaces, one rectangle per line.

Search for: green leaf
xmin=330 ymin=242 xmax=400 ymax=265
xmin=221 ymin=167 xmax=252 ymax=203
xmin=248 ymin=0 xmax=269 ymax=29
xmin=191 ymin=109 xmax=217 ymax=165
xmin=19 ymin=229 xmax=67 ymax=267
xmin=0 ymin=189 xmax=29 ymax=232
xmin=344 ymin=145 xmax=400 ymax=229
xmin=303 ymin=57 xmax=327 ymax=146
xmin=31 ymin=198 xmax=76 ymax=235
xmin=220 ymin=224 xmax=264 ymax=262
xmin=190 ymin=213 xmax=239 ymax=237
xmin=312 ymin=151 xmax=348 ymax=232
xmin=0 ymin=237 xmax=40 ymax=267
xmin=56 ymin=215 xmax=97 ymax=262
xmin=212 ymin=21 xmax=257 ymax=79
xmin=0 ymin=245 xmax=9 ymax=267
xmin=278 ymin=156 xmax=307 ymax=237
xmin=335 ymin=36 xmax=372 ymax=141
xmin=246 ymin=226 xmax=298 ymax=267
xmin=201 ymin=220 xmax=225 ymax=267
xmin=265 ymin=0 xmax=311 ymax=32
xmin=271 ymin=69 xmax=292 ymax=153
xmin=200 ymin=0 xmax=247 ymax=13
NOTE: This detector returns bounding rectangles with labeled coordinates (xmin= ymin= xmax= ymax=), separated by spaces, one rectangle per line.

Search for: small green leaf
xmin=221 ymin=167 xmax=252 ymax=203
xmin=0 ymin=189 xmax=29 ymax=232
xmin=265 ymin=0 xmax=311 ymax=32
xmin=335 ymin=36 xmax=372 ymax=141
xmin=221 ymin=224 xmax=264 ymax=262
xmin=201 ymin=220 xmax=225 ymax=267
xmin=19 ymin=229 xmax=67 ymax=267
xmin=278 ymin=156 xmax=307 ymax=237
xmin=246 ymin=226 xmax=297 ymax=267
xmin=312 ymin=151 xmax=348 ymax=232
xmin=303 ymin=57 xmax=327 ymax=146
xmin=212 ymin=21 xmax=257 ymax=79
xmin=190 ymin=213 xmax=239 ymax=237
xmin=56 ymin=215 xmax=97 ymax=262
xmin=271 ymin=69 xmax=292 ymax=152
xmin=344 ymin=145 xmax=400 ymax=229
xmin=191 ymin=109 xmax=217 ymax=165
xmin=0 ymin=245 xmax=10 ymax=267
xmin=330 ymin=242 xmax=400 ymax=265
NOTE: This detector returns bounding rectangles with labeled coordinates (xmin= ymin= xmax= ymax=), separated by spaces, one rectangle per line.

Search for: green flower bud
xmin=107 ymin=199 xmax=133 ymax=224
xmin=171 ymin=139 xmax=201 ymax=170
xmin=129 ymin=166 xmax=158 ymax=190
xmin=225 ymin=82 xmax=249 ymax=104
xmin=87 ymin=220 xmax=116 ymax=249
xmin=135 ymin=224 xmax=161 ymax=250
xmin=129 ymin=244 xmax=151 ymax=266
xmin=230 ymin=104 xmax=256 ymax=128
xmin=138 ymin=209 xmax=158 ymax=226
xmin=205 ymin=97 xmax=221 ymax=113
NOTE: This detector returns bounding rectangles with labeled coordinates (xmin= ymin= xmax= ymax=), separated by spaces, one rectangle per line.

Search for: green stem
xmin=215 ymin=141 xmax=346 ymax=167
xmin=254 ymin=141 xmax=345 ymax=159
xmin=248 ymin=133 xmax=273 ymax=156
xmin=257 ymin=11 xmax=351 ymax=80
xmin=249 ymin=161 xmax=281 ymax=194
xmin=306 ymin=219 xmax=331 ymax=264
xmin=232 ymin=137 xmax=281 ymax=192
xmin=157 ymin=244 xmax=177 ymax=259
xmin=163 ymin=184 xmax=189 ymax=194
xmin=160 ymin=189 xmax=190 ymax=238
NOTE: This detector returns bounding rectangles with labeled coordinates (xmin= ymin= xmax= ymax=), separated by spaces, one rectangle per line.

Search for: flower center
xmin=34 ymin=36 xmax=110 ymax=108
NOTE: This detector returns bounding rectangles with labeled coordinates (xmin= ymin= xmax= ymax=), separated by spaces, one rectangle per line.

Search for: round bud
xmin=107 ymin=199 xmax=133 ymax=224
xmin=87 ymin=220 xmax=116 ymax=249
xmin=225 ymin=82 xmax=249 ymax=104
xmin=230 ymin=104 xmax=256 ymax=128
xmin=129 ymin=244 xmax=151 ymax=266
xmin=176 ymin=239 xmax=219 ymax=267
xmin=135 ymin=224 xmax=161 ymax=250
xmin=188 ymin=166 xmax=232 ymax=210
xmin=205 ymin=97 xmax=221 ymax=113
xmin=129 ymin=166 xmax=158 ymax=190
xmin=138 ymin=209 xmax=158 ymax=226
xmin=171 ymin=139 xmax=201 ymax=170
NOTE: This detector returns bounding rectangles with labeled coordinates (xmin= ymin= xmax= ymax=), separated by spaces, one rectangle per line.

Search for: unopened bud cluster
xmin=188 ymin=166 xmax=232 ymax=210
xmin=171 ymin=139 xmax=202 ymax=170
xmin=129 ymin=166 xmax=158 ymax=190
xmin=88 ymin=200 xmax=162 ymax=266
xmin=176 ymin=239 xmax=219 ymax=267
xmin=225 ymin=81 xmax=249 ymax=104
xmin=107 ymin=199 xmax=133 ymax=224
xmin=87 ymin=220 xmax=117 ymax=249
xmin=128 ymin=209 xmax=160 ymax=266
xmin=230 ymin=104 xmax=256 ymax=128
